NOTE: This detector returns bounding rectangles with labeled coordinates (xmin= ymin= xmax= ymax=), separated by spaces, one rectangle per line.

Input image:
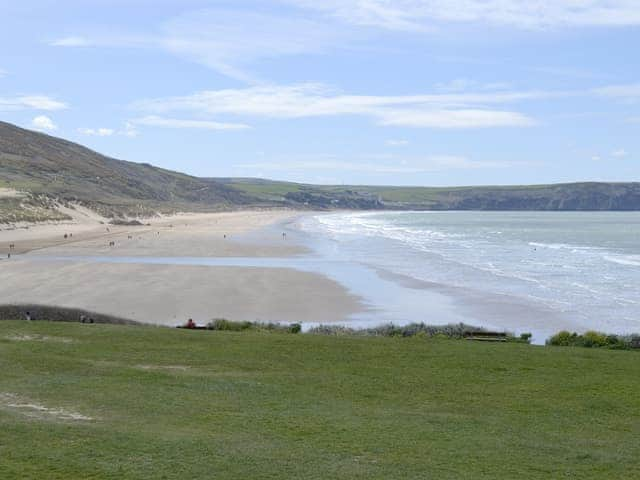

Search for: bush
xmin=308 ymin=322 xmax=487 ymax=339
xmin=547 ymin=330 xmax=640 ymax=350
xmin=206 ymin=319 xmax=300 ymax=333
xmin=581 ymin=331 xmax=609 ymax=348
xmin=289 ymin=323 xmax=302 ymax=334
xmin=547 ymin=330 xmax=575 ymax=346
xmin=520 ymin=333 xmax=532 ymax=343
xmin=207 ymin=319 xmax=253 ymax=331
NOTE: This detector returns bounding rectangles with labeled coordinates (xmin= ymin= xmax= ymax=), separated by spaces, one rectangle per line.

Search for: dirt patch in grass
xmin=3 ymin=333 xmax=74 ymax=343
xmin=0 ymin=393 xmax=94 ymax=422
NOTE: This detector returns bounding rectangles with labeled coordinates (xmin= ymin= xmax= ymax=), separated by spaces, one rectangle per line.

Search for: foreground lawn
xmin=1 ymin=321 xmax=639 ymax=479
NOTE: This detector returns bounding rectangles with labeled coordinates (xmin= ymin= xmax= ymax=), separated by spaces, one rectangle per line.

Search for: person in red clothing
xmin=185 ymin=318 xmax=196 ymax=329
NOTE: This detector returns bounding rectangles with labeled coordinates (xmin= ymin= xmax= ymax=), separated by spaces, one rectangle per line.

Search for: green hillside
xmin=1 ymin=320 xmax=639 ymax=479
xmin=0 ymin=121 xmax=258 ymax=219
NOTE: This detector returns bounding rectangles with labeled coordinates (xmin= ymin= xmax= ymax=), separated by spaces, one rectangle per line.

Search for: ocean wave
xmin=604 ymin=255 xmax=640 ymax=267
xmin=528 ymin=241 xmax=602 ymax=252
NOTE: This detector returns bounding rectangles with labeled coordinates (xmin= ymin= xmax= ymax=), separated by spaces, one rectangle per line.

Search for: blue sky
xmin=1 ymin=0 xmax=639 ymax=186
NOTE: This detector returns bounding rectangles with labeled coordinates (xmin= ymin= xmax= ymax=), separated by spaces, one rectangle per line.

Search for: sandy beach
xmin=0 ymin=208 xmax=363 ymax=326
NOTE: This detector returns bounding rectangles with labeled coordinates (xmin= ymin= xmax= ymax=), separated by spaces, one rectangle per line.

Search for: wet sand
xmin=0 ymin=209 xmax=363 ymax=326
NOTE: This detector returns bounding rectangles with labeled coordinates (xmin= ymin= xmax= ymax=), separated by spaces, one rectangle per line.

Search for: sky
xmin=1 ymin=0 xmax=639 ymax=186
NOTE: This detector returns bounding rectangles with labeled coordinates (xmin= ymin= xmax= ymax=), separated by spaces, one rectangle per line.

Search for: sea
xmin=295 ymin=211 xmax=640 ymax=343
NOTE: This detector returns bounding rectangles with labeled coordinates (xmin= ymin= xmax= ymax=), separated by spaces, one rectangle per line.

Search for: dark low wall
xmin=0 ymin=304 xmax=141 ymax=325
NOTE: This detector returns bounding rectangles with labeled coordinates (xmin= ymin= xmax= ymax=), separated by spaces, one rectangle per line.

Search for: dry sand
xmin=0 ymin=209 xmax=363 ymax=325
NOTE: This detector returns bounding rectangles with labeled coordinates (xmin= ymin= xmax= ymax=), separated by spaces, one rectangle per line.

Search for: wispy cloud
xmin=132 ymin=115 xmax=251 ymax=131
xmin=0 ymin=95 xmax=67 ymax=111
xmin=134 ymin=83 xmax=540 ymax=129
xmin=50 ymin=36 xmax=92 ymax=47
xmin=77 ymin=127 xmax=115 ymax=136
xmin=50 ymin=9 xmax=350 ymax=83
xmin=0 ymin=69 xmax=6 ymax=78
xmin=121 ymin=122 xmax=139 ymax=138
xmin=611 ymin=149 xmax=628 ymax=158
xmin=593 ymin=83 xmax=640 ymax=100
xmin=435 ymin=78 xmax=512 ymax=92
xmin=47 ymin=3 xmax=640 ymax=85
xmin=286 ymin=1 xmax=640 ymax=30
xmin=385 ymin=139 xmax=409 ymax=147
xmin=31 ymin=115 xmax=57 ymax=132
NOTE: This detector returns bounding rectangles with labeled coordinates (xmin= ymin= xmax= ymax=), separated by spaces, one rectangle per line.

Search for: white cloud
xmin=236 ymin=155 xmax=515 ymax=173
xmin=593 ymin=83 xmax=640 ymax=101
xmin=0 ymin=69 xmax=6 ymax=78
xmin=50 ymin=36 xmax=91 ymax=47
xmin=50 ymin=9 xmax=350 ymax=83
xmin=386 ymin=139 xmax=409 ymax=147
xmin=286 ymin=1 xmax=640 ymax=30
xmin=134 ymin=83 xmax=539 ymax=129
xmin=591 ymin=155 xmax=601 ymax=161
xmin=0 ymin=95 xmax=67 ymax=111
xmin=77 ymin=127 xmax=115 ymax=136
xmin=132 ymin=115 xmax=250 ymax=131
xmin=435 ymin=78 xmax=512 ymax=92
xmin=120 ymin=122 xmax=139 ymax=138
xmin=47 ymin=3 xmax=640 ymax=83
xmin=162 ymin=9 xmax=349 ymax=82
xmin=31 ymin=115 xmax=57 ymax=131
xmin=612 ymin=149 xmax=628 ymax=158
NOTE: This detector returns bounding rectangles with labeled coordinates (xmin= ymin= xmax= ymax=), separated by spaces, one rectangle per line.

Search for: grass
xmin=0 ymin=196 xmax=71 ymax=224
xmin=1 ymin=320 xmax=639 ymax=479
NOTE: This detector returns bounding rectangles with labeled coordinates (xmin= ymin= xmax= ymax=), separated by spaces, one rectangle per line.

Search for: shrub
xmin=308 ymin=322 xmax=487 ymax=339
xmin=207 ymin=319 xmax=253 ymax=331
xmin=206 ymin=319 xmax=300 ymax=333
xmin=520 ymin=333 xmax=532 ymax=343
xmin=547 ymin=330 xmax=575 ymax=346
xmin=289 ymin=323 xmax=302 ymax=334
xmin=581 ymin=331 xmax=609 ymax=348
xmin=547 ymin=330 xmax=640 ymax=350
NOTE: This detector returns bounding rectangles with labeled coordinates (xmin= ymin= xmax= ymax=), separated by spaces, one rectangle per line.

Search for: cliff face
xmin=392 ymin=183 xmax=640 ymax=211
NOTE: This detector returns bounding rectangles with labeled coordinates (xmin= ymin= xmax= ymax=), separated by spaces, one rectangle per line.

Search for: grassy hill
xmin=0 ymin=121 xmax=259 ymax=220
xmin=223 ymin=178 xmax=640 ymax=211
xmin=1 ymin=320 xmax=639 ymax=479
xmin=2 ymin=120 xmax=640 ymax=223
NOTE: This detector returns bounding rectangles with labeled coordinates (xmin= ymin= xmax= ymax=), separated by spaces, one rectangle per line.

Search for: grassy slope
xmin=1 ymin=321 xmax=639 ymax=479
xmin=226 ymin=179 xmax=640 ymax=210
xmin=0 ymin=121 xmax=258 ymax=218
